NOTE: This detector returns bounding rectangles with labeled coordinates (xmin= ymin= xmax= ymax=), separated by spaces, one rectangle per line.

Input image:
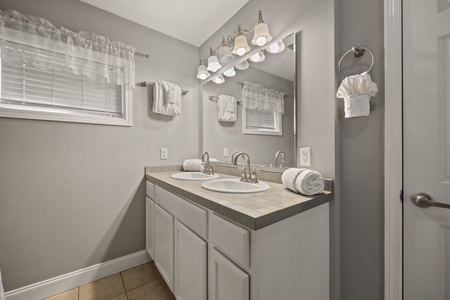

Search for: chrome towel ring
xmin=338 ymin=46 xmax=374 ymax=79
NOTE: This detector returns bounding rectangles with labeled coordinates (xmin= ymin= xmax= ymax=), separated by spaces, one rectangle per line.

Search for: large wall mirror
xmin=201 ymin=32 xmax=297 ymax=168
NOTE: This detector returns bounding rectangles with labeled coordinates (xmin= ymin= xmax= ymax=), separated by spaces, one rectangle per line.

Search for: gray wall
xmin=337 ymin=0 xmax=384 ymax=299
xmin=0 ymin=0 xmax=200 ymax=291
xmin=202 ymin=67 xmax=295 ymax=167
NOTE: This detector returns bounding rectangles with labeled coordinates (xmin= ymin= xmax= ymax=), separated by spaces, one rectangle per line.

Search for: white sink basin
xmin=201 ymin=178 xmax=270 ymax=193
xmin=171 ymin=172 xmax=220 ymax=181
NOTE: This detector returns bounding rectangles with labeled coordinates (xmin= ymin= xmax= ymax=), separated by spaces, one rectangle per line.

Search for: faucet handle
xmin=209 ymin=165 xmax=214 ymax=175
xmin=251 ymin=168 xmax=258 ymax=183
xmin=240 ymin=167 xmax=247 ymax=182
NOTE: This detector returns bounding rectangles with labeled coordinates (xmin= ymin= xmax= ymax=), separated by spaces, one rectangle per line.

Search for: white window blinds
xmin=0 ymin=9 xmax=135 ymax=126
xmin=245 ymin=107 xmax=276 ymax=130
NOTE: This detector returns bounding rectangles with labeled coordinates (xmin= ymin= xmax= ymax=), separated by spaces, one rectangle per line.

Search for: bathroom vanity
xmin=145 ymin=167 xmax=332 ymax=300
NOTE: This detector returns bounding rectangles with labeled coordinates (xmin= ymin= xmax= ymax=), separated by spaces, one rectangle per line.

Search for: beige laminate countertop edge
xmin=145 ymin=171 xmax=332 ymax=230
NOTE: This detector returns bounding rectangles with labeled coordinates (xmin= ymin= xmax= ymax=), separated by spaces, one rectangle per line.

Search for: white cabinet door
xmin=146 ymin=196 xmax=155 ymax=259
xmin=175 ymin=220 xmax=207 ymax=300
xmin=209 ymin=248 xmax=249 ymax=300
xmin=155 ymin=204 xmax=174 ymax=291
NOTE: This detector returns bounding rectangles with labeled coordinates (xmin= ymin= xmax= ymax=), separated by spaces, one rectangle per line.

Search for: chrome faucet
xmin=202 ymin=151 xmax=214 ymax=175
xmin=233 ymin=152 xmax=258 ymax=183
xmin=274 ymin=151 xmax=286 ymax=168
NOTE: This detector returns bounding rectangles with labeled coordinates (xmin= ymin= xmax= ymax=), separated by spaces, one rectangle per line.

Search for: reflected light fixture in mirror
xmin=267 ymin=40 xmax=286 ymax=54
xmin=212 ymin=74 xmax=225 ymax=84
xmin=235 ymin=59 xmax=249 ymax=70
xmin=250 ymin=51 xmax=265 ymax=63
xmin=223 ymin=67 xmax=236 ymax=77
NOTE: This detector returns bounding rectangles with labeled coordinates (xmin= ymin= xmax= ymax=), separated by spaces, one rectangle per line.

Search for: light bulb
xmin=213 ymin=75 xmax=225 ymax=84
xmin=256 ymin=36 xmax=267 ymax=46
xmin=269 ymin=43 xmax=280 ymax=53
xmin=251 ymin=53 xmax=261 ymax=62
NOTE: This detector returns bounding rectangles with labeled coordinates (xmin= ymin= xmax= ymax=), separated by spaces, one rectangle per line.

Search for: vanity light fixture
xmin=197 ymin=10 xmax=273 ymax=80
xmin=232 ymin=24 xmax=251 ymax=56
xmin=212 ymin=74 xmax=225 ymax=84
xmin=267 ymin=40 xmax=286 ymax=54
xmin=219 ymin=36 xmax=234 ymax=64
xmin=196 ymin=62 xmax=211 ymax=80
xmin=251 ymin=11 xmax=272 ymax=46
xmin=223 ymin=67 xmax=236 ymax=77
xmin=249 ymin=51 xmax=265 ymax=63
xmin=207 ymin=47 xmax=222 ymax=72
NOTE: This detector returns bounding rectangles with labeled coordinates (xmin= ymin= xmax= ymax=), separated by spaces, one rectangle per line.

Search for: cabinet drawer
xmin=209 ymin=213 xmax=250 ymax=267
xmin=155 ymin=186 xmax=207 ymax=239
xmin=146 ymin=181 xmax=155 ymax=199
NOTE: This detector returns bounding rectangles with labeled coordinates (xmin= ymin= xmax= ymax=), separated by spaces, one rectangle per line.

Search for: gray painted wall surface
xmin=202 ymin=67 xmax=295 ymax=167
xmin=0 ymin=0 xmax=200 ymax=291
xmin=337 ymin=0 xmax=384 ymax=299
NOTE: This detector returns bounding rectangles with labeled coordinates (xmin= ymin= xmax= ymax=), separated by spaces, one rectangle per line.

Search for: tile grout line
xmin=118 ymin=271 xmax=129 ymax=300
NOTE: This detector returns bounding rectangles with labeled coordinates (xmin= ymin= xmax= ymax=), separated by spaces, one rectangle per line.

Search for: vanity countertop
xmin=145 ymin=169 xmax=332 ymax=230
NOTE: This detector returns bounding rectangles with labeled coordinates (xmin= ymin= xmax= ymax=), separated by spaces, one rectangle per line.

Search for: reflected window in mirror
xmin=242 ymin=106 xmax=282 ymax=135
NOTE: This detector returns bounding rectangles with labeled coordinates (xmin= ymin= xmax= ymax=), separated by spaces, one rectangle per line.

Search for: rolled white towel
xmin=281 ymin=168 xmax=307 ymax=193
xmin=294 ymin=169 xmax=324 ymax=195
xmin=183 ymin=159 xmax=203 ymax=172
xmin=183 ymin=158 xmax=219 ymax=172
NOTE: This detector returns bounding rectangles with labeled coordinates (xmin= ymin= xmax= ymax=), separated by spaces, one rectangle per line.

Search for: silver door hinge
xmin=399 ymin=190 xmax=403 ymax=202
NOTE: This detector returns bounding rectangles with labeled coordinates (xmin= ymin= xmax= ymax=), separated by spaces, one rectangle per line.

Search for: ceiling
xmin=78 ymin=0 xmax=249 ymax=47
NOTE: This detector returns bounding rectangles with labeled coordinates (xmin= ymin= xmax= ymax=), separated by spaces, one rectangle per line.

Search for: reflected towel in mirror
xmin=217 ymin=94 xmax=237 ymax=122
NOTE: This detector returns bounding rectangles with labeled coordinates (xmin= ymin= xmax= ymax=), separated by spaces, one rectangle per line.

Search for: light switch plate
xmin=299 ymin=147 xmax=311 ymax=166
xmin=223 ymin=148 xmax=229 ymax=157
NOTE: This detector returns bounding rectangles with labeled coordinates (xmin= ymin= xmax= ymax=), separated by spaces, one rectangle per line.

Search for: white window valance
xmin=241 ymin=81 xmax=285 ymax=114
xmin=0 ymin=9 xmax=136 ymax=88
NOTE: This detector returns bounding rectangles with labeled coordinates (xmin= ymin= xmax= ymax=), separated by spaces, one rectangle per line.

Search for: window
xmin=0 ymin=41 xmax=132 ymax=126
xmin=0 ymin=9 xmax=136 ymax=126
xmin=242 ymin=106 xmax=282 ymax=135
xmin=241 ymin=81 xmax=284 ymax=135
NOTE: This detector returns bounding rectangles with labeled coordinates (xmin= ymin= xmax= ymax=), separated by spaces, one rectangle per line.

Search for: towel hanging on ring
xmin=336 ymin=71 xmax=378 ymax=118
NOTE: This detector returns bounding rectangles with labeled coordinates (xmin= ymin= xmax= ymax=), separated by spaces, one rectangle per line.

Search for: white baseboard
xmin=5 ymin=250 xmax=150 ymax=300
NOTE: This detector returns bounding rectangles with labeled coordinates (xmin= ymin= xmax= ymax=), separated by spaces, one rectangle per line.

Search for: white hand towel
xmin=217 ymin=95 xmax=237 ymax=122
xmin=336 ymin=71 xmax=378 ymax=118
xmin=294 ymin=169 xmax=324 ymax=195
xmin=153 ymin=80 xmax=181 ymax=116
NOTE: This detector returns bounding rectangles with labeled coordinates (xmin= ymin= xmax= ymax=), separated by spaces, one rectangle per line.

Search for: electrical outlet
xmin=160 ymin=148 xmax=168 ymax=160
xmin=223 ymin=148 xmax=229 ymax=157
xmin=299 ymin=147 xmax=311 ymax=166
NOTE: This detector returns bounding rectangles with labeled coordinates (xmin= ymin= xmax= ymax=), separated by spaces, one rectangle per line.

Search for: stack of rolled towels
xmin=183 ymin=158 xmax=218 ymax=172
xmin=281 ymin=168 xmax=324 ymax=195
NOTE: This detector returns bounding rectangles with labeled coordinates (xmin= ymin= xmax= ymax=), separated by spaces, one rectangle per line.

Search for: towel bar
xmin=209 ymin=95 xmax=241 ymax=103
xmin=139 ymin=81 xmax=188 ymax=95
xmin=337 ymin=46 xmax=374 ymax=79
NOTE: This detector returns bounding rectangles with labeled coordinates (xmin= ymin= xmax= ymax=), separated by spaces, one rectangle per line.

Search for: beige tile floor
xmin=43 ymin=262 xmax=175 ymax=300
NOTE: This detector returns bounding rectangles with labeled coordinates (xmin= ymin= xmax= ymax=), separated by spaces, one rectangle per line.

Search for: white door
xmin=174 ymin=220 xmax=207 ymax=300
xmin=403 ymin=0 xmax=450 ymax=299
xmin=154 ymin=204 xmax=174 ymax=292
